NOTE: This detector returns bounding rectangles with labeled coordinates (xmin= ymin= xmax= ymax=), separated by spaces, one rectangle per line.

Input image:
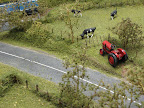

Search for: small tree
xmin=59 ymin=4 xmax=81 ymax=43
xmin=65 ymin=7 xmax=75 ymax=43
xmin=59 ymin=49 xmax=93 ymax=107
xmin=111 ymin=18 xmax=143 ymax=49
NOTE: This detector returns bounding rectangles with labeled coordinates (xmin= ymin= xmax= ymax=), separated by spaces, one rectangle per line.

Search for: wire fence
xmin=25 ymin=80 xmax=68 ymax=107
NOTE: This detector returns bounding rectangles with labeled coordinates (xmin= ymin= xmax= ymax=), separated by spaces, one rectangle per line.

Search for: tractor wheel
xmin=122 ymin=50 xmax=128 ymax=62
xmin=122 ymin=53 xmax=128 ymax=62
xmin=108 ymin=53 xmax=118 ymax=67
xmin=100 ymin=49 xmax=105 ymax=56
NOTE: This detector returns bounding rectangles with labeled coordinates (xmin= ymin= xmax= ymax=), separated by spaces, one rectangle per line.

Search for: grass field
xmin=0 ymin=63 xmax=59 ymax=108
xmin=0 ymin=3 xmax=144 ymax=78
xmin=43 ymin=4 xmax=144 ymax=76
xmin=0 ymin=85 xmax=57 ymax=108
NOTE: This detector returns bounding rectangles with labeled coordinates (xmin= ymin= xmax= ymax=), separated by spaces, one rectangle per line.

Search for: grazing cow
xmin=25 ymin=8 xmax=38 ymax=15
xmin=111 ymin=8 xmax=117 ymax=20
xmin=71 ymin=9 xmax=82 ymax=17
xmin=34 ymin=7 xmax=38 ymax=13
xmin=25 ymin=8 xmax=32 ymax=15
xmin=80 ymin=27 xmax=96 ymax=39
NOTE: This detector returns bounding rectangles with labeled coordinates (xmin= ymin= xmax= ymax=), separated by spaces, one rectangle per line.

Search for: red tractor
xmin=100 ymin=40 xmax=128 ymax=67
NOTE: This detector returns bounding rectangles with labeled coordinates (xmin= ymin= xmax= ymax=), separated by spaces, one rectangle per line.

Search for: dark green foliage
xmin=25 ymin=21 xmax=50 ymax=47
xmin=38 ymin=0 xmax=75 ymax=8
xmin=111 ymin=18 xmax=144 ymax=49
xmin=77 ymin=0 xmax=143 ymax=11
xmin=6 ymin=12 xmax=33 ymax=31
xmin=3 ymin=31 xmax=25 ymax=40
xmin=0 ymin=73 xmax=22 ymax=97
xmin=40 ymin=13 xmax=56 ymax=23
xmin=2 ymin=74 xmax=22 ymax=85
xmin=9 ymin=20 xmax=33 ymax=32
xmin=36 ymin=0 xmax=144 ymax=16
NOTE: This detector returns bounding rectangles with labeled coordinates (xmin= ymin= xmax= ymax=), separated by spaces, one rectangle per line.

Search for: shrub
xmin=40 ymin=12 xmax=56 ymax=24
xmin=0 ymin=73 xmax=22 ymax=97
xmin=111 ymin=18 xmax=144 ymax=49
xmin=1 ymin=73 xmax=22 ymax=87
xmin=26 ymin=21 xmax=50 ymax=47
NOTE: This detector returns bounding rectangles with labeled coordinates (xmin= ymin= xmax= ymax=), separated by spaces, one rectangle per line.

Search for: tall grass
xmin=38 ymin=0 xmax=144 ymax=9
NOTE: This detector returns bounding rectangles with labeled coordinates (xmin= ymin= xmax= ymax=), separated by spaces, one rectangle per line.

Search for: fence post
xmin=52 ymin=28 xmax=53 ymax=33
xmin=77 ymin=36 xmax=78 ymax=43
xmin=105 ymin=2 xmax=106 ymax=8
xmin=100 ymin=36 xmax=102 ymax=43
xmin=26 ymin=80 xmax=28 ymax=88
xmin=46 ymin=91 xmax=50 ymax=101
xmin=85 ymin=40 xmax=87 ymax=48
xmin=102 ymin=35 xmax=104 ymax=41
xmin=36 ymin=84 xmax=39 ymax=92
xmin=83 ymin=5 xmax=84 ymax=10
xmin=132 ymin=0 xmax=135 ymax=5
xmin=68 ymin=33 xmax=70 ymax=40
xmin=95 ymin=34 xmax=99 ymax=45
xmin=98 ymin=3 xmax=100 ymax=8
xmin=108 ymin=33 xmax=110 ymax=42
xmin=127 ymin=0 xmax=129 ymax=5
xmin=38 ymin=13 xmax=40 ymax=19
xmin=110 ymin=1 xmax=112 ymax=7
xmin=59 ymin=98 xmax=63 ymax=107
xmin=61 ymin=31 xmax=63 ymax=39
xmin=93 ymin=38 xmax=95 ymax=47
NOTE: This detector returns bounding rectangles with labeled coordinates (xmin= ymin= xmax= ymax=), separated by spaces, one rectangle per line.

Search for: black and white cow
xmin=25 ymin=8 xmax=33 ymax=15
xmin=71 ymin=9 xmax=82 ymax=17
xmin=25 ymin=8 xmax=38 ymax=16
xmin=80 ymin=27 xmax=96 ymax=39
xmin=111 ymin=8 xmax=117 ymax=20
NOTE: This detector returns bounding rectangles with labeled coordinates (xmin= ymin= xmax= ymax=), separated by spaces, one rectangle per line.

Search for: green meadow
xmin=44 ymin=4 xmax=144 ymax=76
xmin=0 ymin=2 xmax=144 ymax=78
